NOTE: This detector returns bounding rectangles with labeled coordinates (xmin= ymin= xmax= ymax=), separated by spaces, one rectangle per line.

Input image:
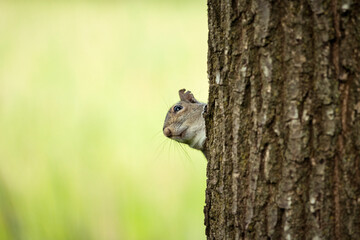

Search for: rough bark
xmin=204 ymin=0 xmax=360 ymax=239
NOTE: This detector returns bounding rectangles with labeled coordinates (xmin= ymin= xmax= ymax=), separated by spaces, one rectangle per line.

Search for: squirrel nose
xmin=163 ymin=127 xmax=172 ymax=137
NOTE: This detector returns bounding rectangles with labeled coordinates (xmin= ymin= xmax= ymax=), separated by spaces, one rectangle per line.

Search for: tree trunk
xmin=204 ymin=1 xmax=360 ymax=239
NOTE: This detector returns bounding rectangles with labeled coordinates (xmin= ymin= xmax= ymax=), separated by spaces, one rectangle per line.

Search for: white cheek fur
xmin=187 ymin=115 xmax=206 ymax=150
xmin=189 ymin=130 xmax=206 ymax=150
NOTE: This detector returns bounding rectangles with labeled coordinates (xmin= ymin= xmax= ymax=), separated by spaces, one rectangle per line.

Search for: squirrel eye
xmin=173 ymin=105 xmax=183 ymax=113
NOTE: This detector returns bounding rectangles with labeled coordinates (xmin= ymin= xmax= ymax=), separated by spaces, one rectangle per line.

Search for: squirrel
xmin=163 ymin=89 xmax=207 ymax=156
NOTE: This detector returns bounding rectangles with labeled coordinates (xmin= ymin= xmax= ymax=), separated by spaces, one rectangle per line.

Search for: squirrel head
xmin=163 ymin=89 xmax=206 ymax=151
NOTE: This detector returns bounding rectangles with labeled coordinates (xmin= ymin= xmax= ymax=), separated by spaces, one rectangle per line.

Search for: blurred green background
xmin=0 ymin=1 xmax=208 ymax=239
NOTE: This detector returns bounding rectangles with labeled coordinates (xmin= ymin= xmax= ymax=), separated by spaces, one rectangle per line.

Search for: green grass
xmin=0 ymin=1 xmax=208 ymax=239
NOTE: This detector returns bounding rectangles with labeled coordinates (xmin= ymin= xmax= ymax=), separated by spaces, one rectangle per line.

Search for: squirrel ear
xmin=179 ymin=89 xmax=199 ymax=103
